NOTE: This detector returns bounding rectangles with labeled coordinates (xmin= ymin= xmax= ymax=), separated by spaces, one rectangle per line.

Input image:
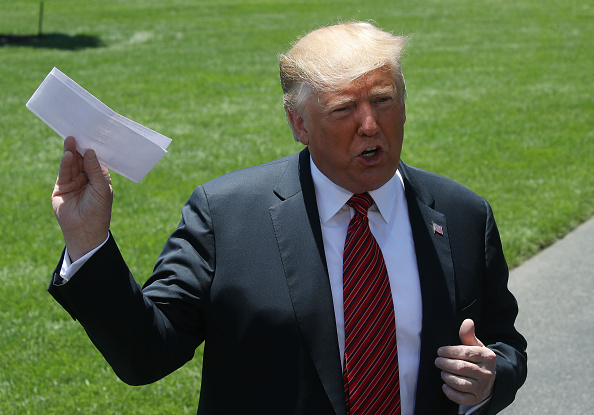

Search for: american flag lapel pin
xmin=432 ymin=222 xmax=444 ymax=236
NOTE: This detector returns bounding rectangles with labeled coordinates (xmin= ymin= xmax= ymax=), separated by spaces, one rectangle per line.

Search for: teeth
xmin=362 ymin=147 xmax=379 ymax=157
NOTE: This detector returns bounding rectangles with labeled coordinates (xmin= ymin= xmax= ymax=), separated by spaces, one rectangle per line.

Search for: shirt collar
xmin=310 ymin=157 xmax=404 ymax=225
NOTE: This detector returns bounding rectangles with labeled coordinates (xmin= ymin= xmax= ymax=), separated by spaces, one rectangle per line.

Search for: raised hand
xmin=52 ymin=136 xmax=113 ymax=261
xmin=435 ymin=319 xmax=497 ymax=406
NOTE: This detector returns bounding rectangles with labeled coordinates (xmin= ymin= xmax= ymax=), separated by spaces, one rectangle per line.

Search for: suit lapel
xmin=399 ymin=163 xmax=459 ymax=414
xmin=268 ymin=157 xmax=461 ymax=414
xmin=270 ymin=149 xmax=346 ymax=415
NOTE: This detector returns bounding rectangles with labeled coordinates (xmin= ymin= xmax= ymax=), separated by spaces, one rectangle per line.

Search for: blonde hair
xmin=279 ymin=22 xmax=409 ymax=112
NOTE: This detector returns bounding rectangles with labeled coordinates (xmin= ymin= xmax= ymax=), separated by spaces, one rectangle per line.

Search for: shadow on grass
xmin=0 ymin=33 xmax=104 ymax=50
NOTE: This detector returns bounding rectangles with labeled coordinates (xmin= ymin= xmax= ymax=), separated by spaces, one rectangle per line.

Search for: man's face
xmin=288 ymin=68 xmax=406 ymax=194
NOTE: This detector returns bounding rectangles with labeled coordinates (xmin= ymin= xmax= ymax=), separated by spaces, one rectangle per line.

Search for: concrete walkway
xmin=503 ymin=217 xmax=594 ymax=414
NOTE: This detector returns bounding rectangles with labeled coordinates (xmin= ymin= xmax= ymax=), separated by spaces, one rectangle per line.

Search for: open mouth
xmin=361 ymin=146 xmax=380 ymax=158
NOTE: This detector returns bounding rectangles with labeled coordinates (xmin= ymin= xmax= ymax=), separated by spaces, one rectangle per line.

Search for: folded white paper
xmin=26 ymin=67 xmax=172 ymax=183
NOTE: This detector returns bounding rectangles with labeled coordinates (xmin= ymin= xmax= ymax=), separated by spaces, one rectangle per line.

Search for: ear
xmin=286 ymin=109 xmax=309 ymax=145
xmin=401 ymin=101 xmax=406 ymax=124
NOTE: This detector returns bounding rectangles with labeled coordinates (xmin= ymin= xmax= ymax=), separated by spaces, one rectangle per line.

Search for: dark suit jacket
xmin=49 ymin=148 xmax=527 ymax=414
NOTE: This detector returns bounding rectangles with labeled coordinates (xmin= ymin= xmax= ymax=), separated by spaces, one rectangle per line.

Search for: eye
xmin=330 ymin=105 xmax=353 ymax=118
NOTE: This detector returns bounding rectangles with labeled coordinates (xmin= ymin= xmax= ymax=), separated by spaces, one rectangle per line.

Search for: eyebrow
xmin=323 ymin=85 xmax=396 ymax=111
xmin=369 ymin=85 xmax=397 ymax=97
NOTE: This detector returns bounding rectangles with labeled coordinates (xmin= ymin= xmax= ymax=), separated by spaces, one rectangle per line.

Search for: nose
xmin=357 ymin=103 xmax=380 ymax=137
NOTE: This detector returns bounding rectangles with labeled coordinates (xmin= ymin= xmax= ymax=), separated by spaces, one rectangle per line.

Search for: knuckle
xmin=441 ymin=372 xmax=474 ymax=392
xmin=454 ymin=360 xmax=471 ymax=372
xmin=486 ymin=350 xmax=497 ymax=362
xmin=455 ymin=378 xmax=472 ymax=391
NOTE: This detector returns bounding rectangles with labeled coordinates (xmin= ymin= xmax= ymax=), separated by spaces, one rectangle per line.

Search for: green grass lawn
xmin=1 ymin=0 xmax=592 ymax=413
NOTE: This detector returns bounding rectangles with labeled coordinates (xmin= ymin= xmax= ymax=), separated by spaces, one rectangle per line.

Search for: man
xmin=49 ymin=22 xmax=526 ymax=414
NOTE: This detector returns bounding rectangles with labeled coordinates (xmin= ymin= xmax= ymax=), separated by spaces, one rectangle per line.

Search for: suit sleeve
xmin=47 ymin=186 xmax=215 ymax=385
xmin=479 ymin=200 xmax=528 ymax=414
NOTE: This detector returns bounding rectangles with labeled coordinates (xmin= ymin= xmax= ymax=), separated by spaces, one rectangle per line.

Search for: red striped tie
xmin=343 ymin=193 xmax=400 ymax=415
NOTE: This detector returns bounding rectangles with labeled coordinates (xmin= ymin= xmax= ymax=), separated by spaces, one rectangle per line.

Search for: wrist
xmin=64 ymin=231 xmax=109 ymax=262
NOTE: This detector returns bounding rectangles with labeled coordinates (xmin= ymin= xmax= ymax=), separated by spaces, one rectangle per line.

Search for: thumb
xmin=459 ymin=319 xmax=484 ymax=347
xmin=83 ymin=149 xmax=107 ymax=186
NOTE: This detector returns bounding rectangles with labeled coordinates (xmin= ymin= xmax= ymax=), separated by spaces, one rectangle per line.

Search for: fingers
xmin=56 ymin=148 xmax=75 ymax=185
xmin=54 ymin=147 xmax=89 ymax=194
xmin=436 ymin=348 xmax=496 ymax=373
xmin=438 ymin=344 xmax=493 ymax=364
xmin=436 ymin=342 xmax=496 ymax=383
xmin=54 ymin=137 xmax=113 ymax=205
xmin=438 ymin=319 xmax=486 ymax=362
xmin=436 ymin=354 xmax=496 ymax=405
xmin=440 ymin=371 xmax=477 ymax=394
xmin=55 ymin=137 xmax=86 ymax=191
xmin=435 ymin=352 xmax=496 ymax=405
xmin=101 ymin=164 xmax=112 ymax=186
xmin=58 ymin=137 xmax=109 ymax=187
xmin=459 ymin=319 xmax=484 ymax=347
xmin=82 ymin=148 xmax=104 ymax=183
xmin=434 ymin=319 xmax=497 ymax=405
xmin=63 ymin=135 xmax=78 ymax=155
xmin=56 ymin=136 xmax=82 ymax=184
xmin=441 ymin=380 xmax=480 ymax=406
xmin=440 ymin=369 xmax=483 ymax=406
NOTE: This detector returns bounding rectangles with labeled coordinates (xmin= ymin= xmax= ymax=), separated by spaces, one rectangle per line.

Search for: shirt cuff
xmin=459 ymin=396 xmax=491 ymax=414
xmin=59 ymin=233 xmax=110 ymax=283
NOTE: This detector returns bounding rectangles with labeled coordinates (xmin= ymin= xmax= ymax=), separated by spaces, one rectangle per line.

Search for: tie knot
xmin=347 ymin=192 xmax=374 ymax=216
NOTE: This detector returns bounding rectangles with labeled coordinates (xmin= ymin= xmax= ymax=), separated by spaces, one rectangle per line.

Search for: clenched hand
xmin=435 ymin=319 xmax=497 ymax=406
xmin=52 ymin=136 xmax=113 ymax=262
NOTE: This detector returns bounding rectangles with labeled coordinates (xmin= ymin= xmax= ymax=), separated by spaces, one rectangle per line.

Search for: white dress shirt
xmin=310 ymin=159 xmax=422 ymax=415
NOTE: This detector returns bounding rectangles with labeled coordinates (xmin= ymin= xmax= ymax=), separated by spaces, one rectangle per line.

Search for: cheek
xmin=309 ymin=120 xmax=357 ymax=162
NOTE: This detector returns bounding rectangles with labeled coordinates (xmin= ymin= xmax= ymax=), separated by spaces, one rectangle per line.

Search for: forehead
xmin=317 ymin=68 xmax=397 ymax=107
